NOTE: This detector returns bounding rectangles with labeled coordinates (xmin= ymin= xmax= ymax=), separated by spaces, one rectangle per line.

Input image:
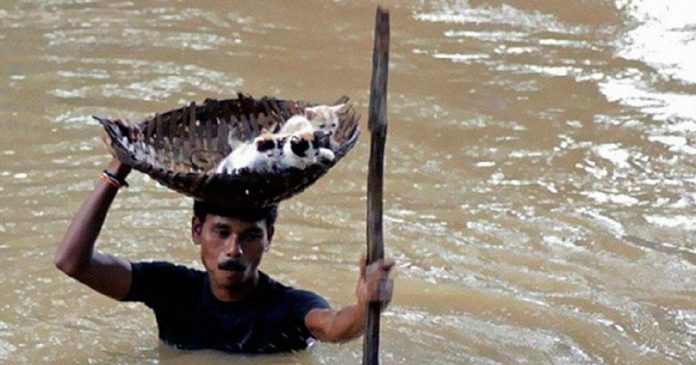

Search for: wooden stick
xmin=363 ymin=6 xmax=389 ymax=365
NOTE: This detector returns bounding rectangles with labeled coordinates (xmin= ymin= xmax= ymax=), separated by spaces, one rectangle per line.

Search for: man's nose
xmin=224 ymin=234 xmax=242 ymax=257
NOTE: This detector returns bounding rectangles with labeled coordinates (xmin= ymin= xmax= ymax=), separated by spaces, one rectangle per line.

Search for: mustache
xmin=217 ymin=259 xmax=247 ymax=272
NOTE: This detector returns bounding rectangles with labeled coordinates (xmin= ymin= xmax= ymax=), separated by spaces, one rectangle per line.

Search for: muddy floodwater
xmin=1 ymin=1 xmax=695 ymax=364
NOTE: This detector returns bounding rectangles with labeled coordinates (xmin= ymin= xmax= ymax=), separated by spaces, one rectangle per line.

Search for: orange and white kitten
xmin=304 ymin=104 xmax=344 ymax=148
xmin=279 ymin=130 xmax=335 ymax=170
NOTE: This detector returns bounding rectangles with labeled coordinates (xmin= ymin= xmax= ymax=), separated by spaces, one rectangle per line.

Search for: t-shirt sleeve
xmin=121 ymin=261 xmax=198 ymax=309
xmin=290 ymin=289 xmax=331 ymax=324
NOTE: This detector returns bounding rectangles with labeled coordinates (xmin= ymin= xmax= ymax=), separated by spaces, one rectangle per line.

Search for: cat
xmin=279 ymin=130 xmax=335 ymax=170
xmin=279 ymin=115 xmax=313 ymax=135
xmin=215 ymin=130 xmax=282 ymax=174
xmin=304 ymin=104 xmax=344 ymax=149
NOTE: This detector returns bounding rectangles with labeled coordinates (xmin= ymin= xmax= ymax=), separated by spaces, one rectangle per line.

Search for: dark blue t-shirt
xmin=122 ymin=261 xmax=330 ymax=354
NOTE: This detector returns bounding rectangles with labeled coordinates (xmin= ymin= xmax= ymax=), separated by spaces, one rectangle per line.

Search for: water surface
xmin=0 ymin=1 xmax=694 ymax=364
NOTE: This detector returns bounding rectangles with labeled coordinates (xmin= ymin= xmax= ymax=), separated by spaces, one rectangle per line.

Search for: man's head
xmin=191 ymin=201 xmax=278 ymax=299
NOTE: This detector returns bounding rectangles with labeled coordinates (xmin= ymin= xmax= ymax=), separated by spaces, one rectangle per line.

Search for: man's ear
xmin=191 ymin=216 xmax=203 ymax=245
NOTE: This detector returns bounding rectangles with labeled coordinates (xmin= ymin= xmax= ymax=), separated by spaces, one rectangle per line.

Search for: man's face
xmin=192 ymin=214 xmax=273 ymax=292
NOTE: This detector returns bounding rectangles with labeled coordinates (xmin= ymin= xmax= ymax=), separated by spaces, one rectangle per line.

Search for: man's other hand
xmin=357 ymin=255 xmax=395 ymax=312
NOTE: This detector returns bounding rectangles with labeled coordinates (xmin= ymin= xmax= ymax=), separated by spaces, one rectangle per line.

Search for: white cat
xmin=304 ymin=104 xmax=344 ymax=149
xmin=279 ymin=130 xmax=335 ymax=170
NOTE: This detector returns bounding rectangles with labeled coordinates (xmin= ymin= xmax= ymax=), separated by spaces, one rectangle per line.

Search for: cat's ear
xmin=332 ymin=103 xmax=346 ymax=113
xmin=227 ymin=125 xmax=242 ymax=149
xmin=304 ymin=107 xmax=317 ymax=120
xmin=261 ymin=123 xmax=280 ymax=134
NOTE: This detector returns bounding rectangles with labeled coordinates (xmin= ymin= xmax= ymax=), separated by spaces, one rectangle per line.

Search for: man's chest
xmin=163 ymin=297 xmax=306 ymax=352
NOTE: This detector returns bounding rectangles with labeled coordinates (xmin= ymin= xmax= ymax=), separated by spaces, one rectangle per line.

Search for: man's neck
xmin=210 ymin=271 xmax=260 ymax=302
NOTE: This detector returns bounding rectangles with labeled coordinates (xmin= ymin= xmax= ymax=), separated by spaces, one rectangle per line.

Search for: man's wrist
xmin=106 ymin=158 xmax=131 ymax=180
xmin=356 ymin=298 xmax=368 ymax=315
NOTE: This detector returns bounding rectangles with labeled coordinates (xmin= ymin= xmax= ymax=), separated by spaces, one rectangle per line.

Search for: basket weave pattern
xmin=99 ymin=93 xmax=360 ymax=208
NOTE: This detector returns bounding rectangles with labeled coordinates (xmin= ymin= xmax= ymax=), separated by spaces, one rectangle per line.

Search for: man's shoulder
xmin=131 ymin=260 xmax=205 ymax=278
xmin=123 ymin=260 xmax=205 ymax=303
xmin=258 ymin=272 xmax=330 ymax=309
xmin=132 ymin=260 xmax=201 ymax=271
xmin=258 ymin=271 xmax=296 ymax=295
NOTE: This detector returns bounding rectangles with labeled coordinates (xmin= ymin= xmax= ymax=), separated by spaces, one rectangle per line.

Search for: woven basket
xmin=96 ymin=93 xmax=360 ymax=208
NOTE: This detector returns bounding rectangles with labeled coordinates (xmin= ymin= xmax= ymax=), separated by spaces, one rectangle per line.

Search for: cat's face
xmin=304 ymin=104 xmax=344 ymax=137
xmin=285 ymin=131 xmax=328 ymax=158
xmin=254 ymin=134 xmax=281 ymax=158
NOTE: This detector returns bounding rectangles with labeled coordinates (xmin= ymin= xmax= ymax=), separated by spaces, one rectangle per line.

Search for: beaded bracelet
xmin=100 ymin=170 xmax=129 ymax=189
xmin=98 ymin=173 xmax=121 ymax=189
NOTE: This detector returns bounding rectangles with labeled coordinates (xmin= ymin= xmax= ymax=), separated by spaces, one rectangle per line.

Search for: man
xmin=55 ymin=149 xmax=395 ymax=353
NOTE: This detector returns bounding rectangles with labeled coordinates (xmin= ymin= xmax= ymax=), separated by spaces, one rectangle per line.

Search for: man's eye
xmin=216 ymin=230 xmax=230 ymax=237
xmin=240 ymin=233 xmax=262 ymax=242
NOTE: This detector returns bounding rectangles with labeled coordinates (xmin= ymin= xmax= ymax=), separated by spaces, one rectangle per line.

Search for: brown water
xmin=1 ymin=1 xmax=695 ymax=364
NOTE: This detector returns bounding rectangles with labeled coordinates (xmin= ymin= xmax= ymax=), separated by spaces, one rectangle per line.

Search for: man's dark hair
xmin=193 ymin=201 xmax=278 ymax=230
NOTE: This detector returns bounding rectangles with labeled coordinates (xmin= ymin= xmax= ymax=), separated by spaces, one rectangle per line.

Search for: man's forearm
xmin=307 ymin=257 xmax=395 ymax=343
xmin=54 ymin=159 xmax=129 ymax=277
xmin=306 ymin=303 xmax=366 ymax=343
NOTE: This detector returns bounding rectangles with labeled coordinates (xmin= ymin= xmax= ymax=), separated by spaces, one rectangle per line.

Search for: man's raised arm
xmin=54 ymin=157 xmax=133 ymax=300
xmin=304 ymin=256 xmax=395 ymax=343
